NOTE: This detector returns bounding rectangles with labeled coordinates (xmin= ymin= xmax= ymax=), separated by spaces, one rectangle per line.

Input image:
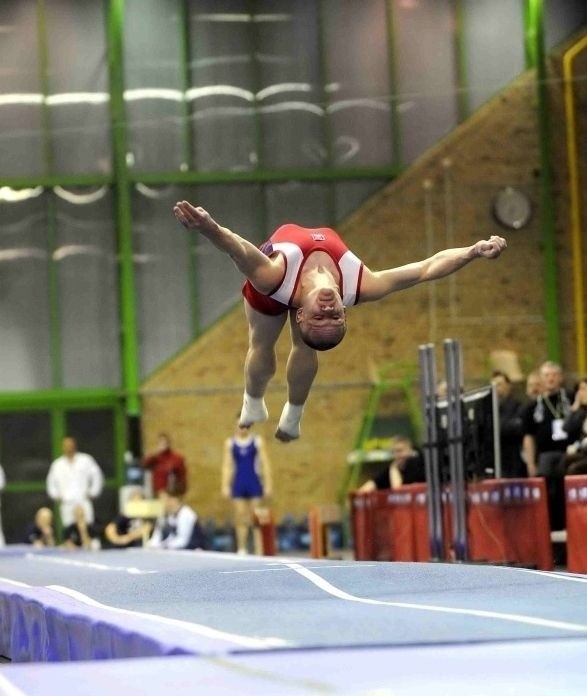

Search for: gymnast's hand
xmin=173 ymin=201 xmax=220 ymax=237
xmin=474 ymin=235 xmax=507 ymax=259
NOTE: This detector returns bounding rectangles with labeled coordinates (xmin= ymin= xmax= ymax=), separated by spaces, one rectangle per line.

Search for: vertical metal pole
xmin=423 ymin=179 xmax=437 ymax=344
xmin=444 ymin=338 xmax=467 ymax=561
xmin=491 ymin=381 xmax=502 ymax=479
xmin=418 ymin=344 xmax=443 ymax=561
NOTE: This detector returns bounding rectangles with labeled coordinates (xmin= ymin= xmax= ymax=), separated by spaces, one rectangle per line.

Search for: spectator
xmin=562 ymin=377 xmax=587 ymax=476
xmin=62 ymin=504 xmax=101 ymax=550
xmin=525 ymin=370 xmax=543 ymax=401
xmin=358 ymin=436 xmax=426 ymax=492
xmin=436 ymin=380 xmax=448 ymax=399
xmin=24 ymin=507 xmax=56 ymax=548
xmin=491 ymin=371 xmax=526 ymax=478
xmin=148 ymin=485 xmax=205 ymax=550
xmin=104 ymin=492 xmax=153 ymax=549
xmin=143 ymin=433 xmax=187 ymax=498
xmin=221 ymin=419 xmax=272 ymax=555
xmin=522 ymin=361 xmax=572 ymax=530
xmin=46 ymin=436 xmax=104 ymax=527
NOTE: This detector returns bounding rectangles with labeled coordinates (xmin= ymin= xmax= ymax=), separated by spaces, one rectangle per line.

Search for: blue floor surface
xmin=0 ymin=546 xmax=586 ymax=694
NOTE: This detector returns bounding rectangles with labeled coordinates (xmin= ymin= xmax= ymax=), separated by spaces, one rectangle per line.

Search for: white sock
xmin=277 ymin=402 xmax=304 ymax=439
xmin=239 ymin=392 xmax=268 ymax=426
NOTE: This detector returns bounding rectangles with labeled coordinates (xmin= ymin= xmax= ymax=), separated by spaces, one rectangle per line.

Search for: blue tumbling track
xmin=0 ymin=546 xmax=586 ymax=694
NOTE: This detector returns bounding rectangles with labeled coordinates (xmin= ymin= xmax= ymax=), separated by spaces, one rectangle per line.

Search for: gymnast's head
xmin=295 ymin=285 xmax=347 ymax=351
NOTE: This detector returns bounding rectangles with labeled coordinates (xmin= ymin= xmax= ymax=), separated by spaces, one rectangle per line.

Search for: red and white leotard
xmin=242 ymin=224 xmax=364 ymax=316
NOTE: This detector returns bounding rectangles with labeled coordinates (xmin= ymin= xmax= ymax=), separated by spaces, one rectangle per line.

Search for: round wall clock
xmin=492 ymin=187 xmax=532 ymax=230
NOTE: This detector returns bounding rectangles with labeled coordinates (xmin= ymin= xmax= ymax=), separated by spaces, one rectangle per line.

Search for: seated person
xmin=63 ymin=504 xmax=102 ymax=550
xmin=148 ymin=484 xmax=206 ymax=550
xmin=358 ymin=436 xmax=426 ymax=492
xmin=104 ymin=492 xmax=153 ymax=549
xmin=492 ymin=370 xmax=526 ymax=478
xmin=562 ymin=377 xmax=587 ymax=476
xmin=25 ymin=507 xmax=56 ymax=548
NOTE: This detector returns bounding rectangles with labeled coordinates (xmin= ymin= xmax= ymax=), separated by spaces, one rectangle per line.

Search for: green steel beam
xmin=46 ymin=193 xmax=63 ymax=389
xmin=0 ymin=389 xmax=122 ymax=411
xmin=188 ymin=223 xmax=201 ymax=338
xmin=248 ymin=0 xmax=264 ymax=170
xmin=5 ymin=481 xmax=51 ymax=494
xmin=36 ymin=0 xmax=52 ymax=175
xmin=6 ymin=478 xmax=120 ymax=494
xmin=113 ymin=403 xmax=127 ymax=487
xmin=525 ymin=0 xmax=560 ymax=360
xmin=316 ymin=0 xmax=336 ymax=224
xmin=0 ymin=169 xmax=399 ymax=189
xmin=51 ymin=407 xmax=66 ymax=459
xmin=107 ymin=0 xmax=141 ymax=414
xmin=179 ymin=0 xmax=194 ymax=171
xmin=524 ymin=0 xmax=539 ymax=69
xmin=453 ymin=0 xmax=469 ymax=122
xmin=385 ymin=0 xmax=402 ymax=164
xmin=131 ymin=165 xmax=402 ymax=185
xmin=178 ymin=0 xmax=200 ymax=337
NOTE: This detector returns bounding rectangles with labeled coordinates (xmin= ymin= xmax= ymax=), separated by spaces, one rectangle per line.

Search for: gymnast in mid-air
xmin=174 ymin=200 xmax=506 ymax=442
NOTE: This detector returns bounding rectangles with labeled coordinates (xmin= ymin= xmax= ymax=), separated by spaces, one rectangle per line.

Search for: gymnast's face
xmin=296 ymin=287 xmax=346 ymax=350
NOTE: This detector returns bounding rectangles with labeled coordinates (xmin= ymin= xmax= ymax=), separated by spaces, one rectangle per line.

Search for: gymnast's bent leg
xmin=240 ymin=300 xmax=288 ymax=427
xmin=275 ymin=310 xmax=319 ymax=442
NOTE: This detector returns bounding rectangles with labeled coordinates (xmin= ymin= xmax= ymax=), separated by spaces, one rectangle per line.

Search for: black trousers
xmin=537 ymin=451 xmax=567 ymax=531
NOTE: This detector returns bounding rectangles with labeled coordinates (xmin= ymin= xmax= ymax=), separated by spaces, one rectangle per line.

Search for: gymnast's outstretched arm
xmin=173 ymin=201 xmax=282 ymax=294
xmin=359 ymin=235 xmax=506 ymax=302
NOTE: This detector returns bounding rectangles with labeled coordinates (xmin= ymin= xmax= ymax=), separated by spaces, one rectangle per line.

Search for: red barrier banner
xmin=386 ymin=488 xmax=415 ymax=561
xmin=351 ymin=479 xmax=553 ymax=569
xmin=565 ymin=475 xmax=587 ymax=574
xmin=350 ymin=493 xmax=378 ymax=560
xmin=350 ymin=488 xmax=422 ymax=562
xmin=467 ymin=479 xmax=553 ymax=571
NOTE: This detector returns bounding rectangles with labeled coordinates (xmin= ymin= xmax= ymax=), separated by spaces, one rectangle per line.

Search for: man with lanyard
xmin=522 ymin=361 xmax=572 ymax=530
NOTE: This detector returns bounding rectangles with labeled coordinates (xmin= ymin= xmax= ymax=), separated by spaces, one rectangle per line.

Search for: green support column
xmin=107 ymin=0 xmax=141 ymax=415
xmin=316 ymin=0 xmax=337 ymax=224
xmin=36 ymin=0 xmax=52 ymax=175
xmin=178 ymin=0 xmax=201 ymax=337
xmin=385 ymin=0 xmax=402 ymax=164
xmin=453 ymin=0 xmax=469 ymax=122
xmin=179 ymin=0 xmax=194 ymax=172
xmin=37 ymin=2 xmax=63 ymax=389
xmin=46 ymin=194 xmax=63 ymax=389
xmin=524 ymin=0 xmax=560 ymax=361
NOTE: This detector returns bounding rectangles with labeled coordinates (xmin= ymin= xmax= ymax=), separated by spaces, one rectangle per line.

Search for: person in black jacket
xmin=562 ymin=377 xmax=587 ymax=475
xmin=357 ymin=436 xmax=426 ymax=492
xmin=492 ymin=371 xmax=526 ymax=478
